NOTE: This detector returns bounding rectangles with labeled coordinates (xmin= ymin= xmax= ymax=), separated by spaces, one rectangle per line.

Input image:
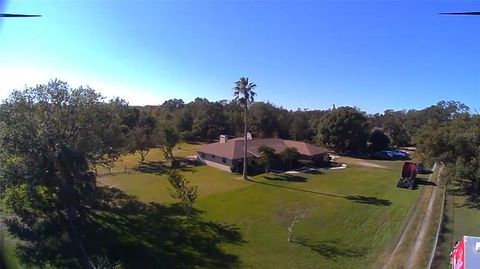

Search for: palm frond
xmin=233 ymin=77 xmax=256 ymax=106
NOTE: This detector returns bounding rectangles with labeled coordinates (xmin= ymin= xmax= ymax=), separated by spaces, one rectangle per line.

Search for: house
xmin=197 ymin=135 xmax=330 ymax=172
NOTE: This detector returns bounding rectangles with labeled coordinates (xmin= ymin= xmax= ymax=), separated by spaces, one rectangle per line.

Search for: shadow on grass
xmin=135 ymin=161 xmax=168 ymax=174
xmin=418 ymin=170 xmax=433 ymax=175
xmin=416 ymin=178 xmax=437 ymax=187
xmin=448 ymin=179 xmax=480 ymax=210
xmin=0 ymin=247 xmax=6 ymax=269
xmin=292 ymin=237 xmax=367 ymax=260
xmin=182 ymin=141 xmax=203 ymax=145
xmin=344 ymin=195 xmax=392 ymax=206
xmin=136 ymin=161 xmax=197 ymax=175
xmin=399 ymin=177 xmax=437 ymax=190
xmin=264 ymin=174 xmax=308 ymax=182
xmin=248 ymin=179 xmax=391 ymax=207
xmin=4 ymin=186 xmax=244 ymax=269
xmin=303 ymin=169 xmax=323 ymax=175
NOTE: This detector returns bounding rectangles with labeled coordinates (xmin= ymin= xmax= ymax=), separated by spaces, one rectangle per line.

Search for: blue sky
xmin=1 ymin=0 xmax=479 ymax=113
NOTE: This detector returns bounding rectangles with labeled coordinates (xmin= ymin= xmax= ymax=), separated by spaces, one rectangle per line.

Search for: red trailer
xmin=450 ymin=236 xmax=480 ymax=268
xmin=396 ymin=162 xmax=417 ymax=189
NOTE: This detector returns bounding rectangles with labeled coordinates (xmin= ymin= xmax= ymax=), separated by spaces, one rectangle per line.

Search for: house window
xmin=222 ymin=158 xmax=227 ymax=163
xmin=212 ymin=155 xmax=216 ymax=159
xmin=200 ymin=153 xmax=205 ymax=158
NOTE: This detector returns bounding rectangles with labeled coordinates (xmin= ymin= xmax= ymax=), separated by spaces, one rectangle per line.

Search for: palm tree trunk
xmin=58 ymin=172 xmax=94 ymax=269
xmin=0 ymin=232 xmax=7 ymax=269
xmin=243 ymin=104 xmax=248 ymax=180
xmin=63 ymin=205 xmax=95 ymax=269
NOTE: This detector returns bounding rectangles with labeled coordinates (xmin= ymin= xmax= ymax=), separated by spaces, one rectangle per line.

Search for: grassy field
xmin=432 ymin=179 xmax=480 ymax=268
xmin=99 ymin=155 xmax=420 ymax=268
xmin=3 ymin=141 xmax=422 ymax=269
xmin=99 ymin=165 xmax=250 ymax=203
xmin=379 ymin=164 xmax=444 ymax=269
xmin=97 ymin=142 xmax=202 ymax=174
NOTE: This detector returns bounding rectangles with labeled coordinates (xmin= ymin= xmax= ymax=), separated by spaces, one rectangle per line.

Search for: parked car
xmin=373 ymin=150 xmax=394 ymax=160
xmin=416 ymin=162 xmax=431 ymax=174
xmin=391 ymin=149 xmax=409 ymax=159
xmin=373 ymin=149 xmax=409 ymax=160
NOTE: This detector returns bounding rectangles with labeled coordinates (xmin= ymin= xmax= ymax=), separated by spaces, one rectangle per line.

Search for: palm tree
xmin=233 ymin=77 xmax=257 ymax=179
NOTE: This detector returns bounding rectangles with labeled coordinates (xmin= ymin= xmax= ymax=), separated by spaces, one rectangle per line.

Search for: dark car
xmin=416 ymin=163 xmax=431 ymax=174
xmin=391 ymin=149 xmax=409 ymax=160
xmin=373 ymin=150 xmax=394 ymax=160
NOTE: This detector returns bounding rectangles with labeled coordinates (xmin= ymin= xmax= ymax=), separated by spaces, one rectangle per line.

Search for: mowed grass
xmin=433 ymin=179 xmax=480 ymax=268
xmin=99 ymin=165 xmax=250 ymax=203
xmin=101 ymin=156 xmax=420 ymax=269
xmin=97 ymin=142 xmax=203 ymax=174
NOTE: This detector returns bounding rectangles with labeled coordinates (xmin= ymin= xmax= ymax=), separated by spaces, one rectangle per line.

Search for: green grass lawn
xmin=99 ymin=165 xmax=250 ymax=203
xmin=433 ymin=179 xmax=480 ymax=268
xmin=97 ymin=142 xmax=203 ymax=174
xmin=100 ymin=159 xmax=420 ymax=269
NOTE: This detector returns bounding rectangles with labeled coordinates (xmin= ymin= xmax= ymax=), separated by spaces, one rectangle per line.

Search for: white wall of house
xmin=197 ymin=153 xmax=232 ymax=172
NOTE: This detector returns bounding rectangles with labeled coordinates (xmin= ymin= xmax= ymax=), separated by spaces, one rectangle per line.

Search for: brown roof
xmin=198 ymin=138 xmax=329 ymax=160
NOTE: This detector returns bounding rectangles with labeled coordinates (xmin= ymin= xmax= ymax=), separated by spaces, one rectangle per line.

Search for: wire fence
xmin=95 ymin=156 xmax=201 ymax=177
xmin=428 ymin=181 xmax=447 ymax=268
xmin=96 ymin=164 xmax=136 ymax=176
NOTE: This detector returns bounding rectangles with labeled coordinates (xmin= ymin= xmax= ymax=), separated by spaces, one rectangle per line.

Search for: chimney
xmin=246 ymin=132 xmax=252 ymax=140
xmin=220 ymin=135 xmax=228 ymax=143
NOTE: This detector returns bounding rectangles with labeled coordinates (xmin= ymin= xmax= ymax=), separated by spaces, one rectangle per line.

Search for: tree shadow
xmin=300 ymin=168 xmax=324 ymax=175
xmin=292 ymin=237 xmax=367 ymax=260
xmin=182 ymin=141 xmax=203 ymax=145
xmin=135 ymin=161 xmax=168 ymax=174
xmin=249 ymin=178 xmax=343 ymax=198
xmin=248 ymin=179 xmax=392 ymax=207
xmin=136 ymin=161 xmax=196 ymax=175
xmin=448 ymin=179 xmax=480 ymax=210
xmin=4 ymin=186 xmax=244 ymax=269
xmin=305 ymin=170 xmax=322 ymax=175
xmin=344 ymin=195 xmax=392 ymax=206
xmin=403 ymin=177 xmax=437 ymax=190
xmin=416 ymin=178 xmax=437 ymax=187
xmin=447 ymin=179 xmax=467 ymax=197
xmin=264 ymin=174 xmax=308 ymax=182
xmin=176 ymin=156 xmax=204 ymax=167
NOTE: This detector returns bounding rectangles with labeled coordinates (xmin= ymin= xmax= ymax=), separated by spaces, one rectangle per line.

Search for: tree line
xmin=414 ymin=110 xmax=480 ymax=191
xmin=138 ymin=96 xmax=469 ymax=154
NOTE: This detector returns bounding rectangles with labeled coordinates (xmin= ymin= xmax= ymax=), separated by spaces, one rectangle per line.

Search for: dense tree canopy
xmin=279 ymin=147 xmax=300 ymax=170
xmin=258 ymin=146 xmax=278 ymax=173
xmin=317 ymin=107 xmax=369 ymax=153
xmin=127 ymin=111 xmax=158 ymax=162
xmin=158 ymin=125 xmax=180 ymax=160
xmin=369 ymin=128 xmax=390 ymax=152
xmin=0 ymin=80 xmax=131 ymax=268
xmin=137 ymin=97 xmax=472 ymax=157
xmin=415 ymin=113 xmax=480 ymax=184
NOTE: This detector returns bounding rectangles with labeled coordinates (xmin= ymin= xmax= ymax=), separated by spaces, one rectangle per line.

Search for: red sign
xmin=450 ymin=239 xmax=465 ymax=269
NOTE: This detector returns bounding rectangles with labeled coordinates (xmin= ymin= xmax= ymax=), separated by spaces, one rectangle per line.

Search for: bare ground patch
xmin=331 ymin=155 xmax=387 ymax=169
